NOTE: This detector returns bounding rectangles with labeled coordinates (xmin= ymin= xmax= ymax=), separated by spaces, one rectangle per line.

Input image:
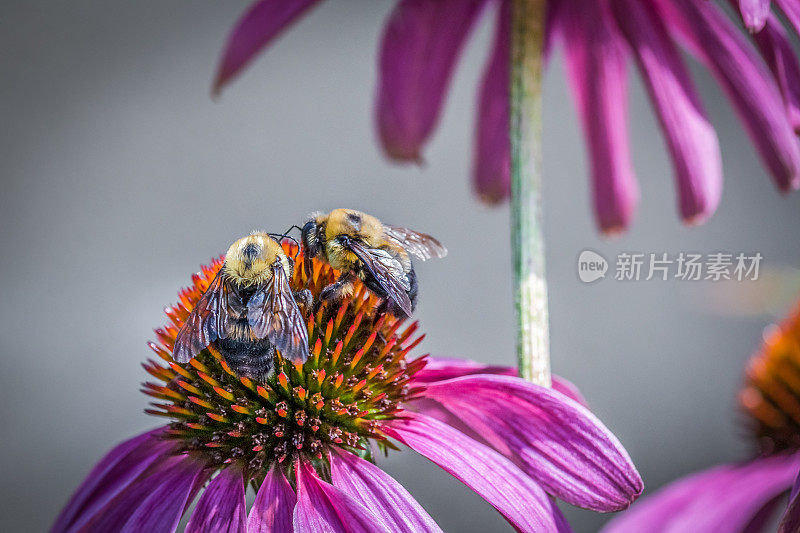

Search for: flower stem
xmin=510 ymin=0 xmax=550 ymax=387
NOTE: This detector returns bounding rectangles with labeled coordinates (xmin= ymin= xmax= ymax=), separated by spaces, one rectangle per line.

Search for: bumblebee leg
xmin=293 ymin=289 xmax=313 ymax=317
xmin=317 ymin=274 xmax=355 ymax=311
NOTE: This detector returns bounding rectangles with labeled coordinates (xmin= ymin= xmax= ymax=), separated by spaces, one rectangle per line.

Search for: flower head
xmin=604 ymin=298 xmax=800 ymax=533
xmin=54 ymin=241 xmax=642 ymax=532
xmin=213 ymin=0 xmax=800 ymax=233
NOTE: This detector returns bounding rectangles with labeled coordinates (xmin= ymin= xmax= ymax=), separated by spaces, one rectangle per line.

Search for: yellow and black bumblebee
xmin=301 ymin=208 xmax=446 ymax=318
xmin=173 ymin=232 xmax=311 ymax=380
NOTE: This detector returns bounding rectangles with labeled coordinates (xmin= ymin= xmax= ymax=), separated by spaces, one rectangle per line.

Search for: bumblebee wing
xmin=173 ymin=271 xmax=233 ymax=363
xmin=384 ymin=225 xmax=447 ymax=261
xmin=247 ymin=264 xmax=310 ymax=364
xmin=348 ymin=240 xmax=413 ymax=317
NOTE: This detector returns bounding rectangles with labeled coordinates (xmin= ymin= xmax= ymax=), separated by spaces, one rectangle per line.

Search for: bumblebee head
xmin=301 ymin=214 xmax=325 ymax=259
xmin=223 ymin=233 xmax=291 ymax=286
xmin=324 ymin=208 xmax=384 ymax=247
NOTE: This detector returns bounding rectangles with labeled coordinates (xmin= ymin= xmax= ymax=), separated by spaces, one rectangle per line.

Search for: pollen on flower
xmin=740 ymin=301 xmax=800 ymax=454
xmin=142 ymin=242 xmax=427 ymax=486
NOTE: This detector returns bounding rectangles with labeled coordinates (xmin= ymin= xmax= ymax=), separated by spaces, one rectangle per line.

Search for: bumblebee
xmin=301 ymin=208 xmax=446 ymax=318
xmin=173 ymin=232 xmax=311 ymax=380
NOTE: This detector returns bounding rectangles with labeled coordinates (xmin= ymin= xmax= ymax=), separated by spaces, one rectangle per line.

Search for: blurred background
xmin=2 ymin=1 xmax=800 ymax=531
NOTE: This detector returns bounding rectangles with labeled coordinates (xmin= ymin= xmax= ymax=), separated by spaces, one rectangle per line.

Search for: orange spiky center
xmin=740 ymin=301 xmax=800 ymax=454
xmin=143 ymin=242 xmax=427 ymax=483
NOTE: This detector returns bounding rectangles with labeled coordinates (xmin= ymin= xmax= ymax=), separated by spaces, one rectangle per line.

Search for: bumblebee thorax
xmin=223 ymin=233 xmax=288 ymax=286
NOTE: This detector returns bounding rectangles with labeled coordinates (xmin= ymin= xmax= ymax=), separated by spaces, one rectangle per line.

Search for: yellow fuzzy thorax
xmin=324 ymin=209 xmax=385 ymax=247
xmin=222 ymin=233 xmax=290 ymax=287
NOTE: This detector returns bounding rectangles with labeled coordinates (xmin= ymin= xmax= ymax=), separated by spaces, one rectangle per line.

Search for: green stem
xmin=510 ymin=0 xmax=550 ymax=387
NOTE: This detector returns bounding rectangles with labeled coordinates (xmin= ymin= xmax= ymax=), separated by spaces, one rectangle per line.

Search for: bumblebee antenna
xmin=268 ymin=232 xmax=301 ymax=261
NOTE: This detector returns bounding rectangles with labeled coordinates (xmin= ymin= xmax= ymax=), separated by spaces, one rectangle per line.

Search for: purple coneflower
xmin=604 ymin=300 xmax=800 ymax=533
xmin=213 ymin=0 xmax=800 ymax=233
xmin=53 ymin=242 xmax=642 ymax=532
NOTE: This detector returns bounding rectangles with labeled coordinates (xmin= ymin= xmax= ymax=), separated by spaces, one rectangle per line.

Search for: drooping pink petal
xmin=377 ymin=0 xmax=488 ymax=161
xmin=329 ymin=449 xmax=442 ymax=533
xmin=611 ymin=0 xmax=722 ymax=225
xmin=52 ymin=428 xmax=176 ymax=533
xmin=779 ymin=469 xmax=800 ymax=533
xmin=558 ymin=0 xmax=639 ymax=233
xmin=248 ymin=465 xmax=296 ymax=533
xmin=474 ymin=0 xmax=510 ymax=203
xmin=423 ymin=375 xmax=642 ymax=511
xmin=753 ymin=14 xmax=800 ymax=130
xmin=739 ymin=0 xmax=772 ymax=33
xmin=603 ymin=452 xmax=800 ymax=533
xmin=384 ymin=411 xmax=570 ymax=532
xmin=212 ymin=0 xmax=323 ymax=95
xmin=77 ymin=454 xmax=208 ymax=533
xmin=656 ymin=0 xmax=800 ymax=191
xmin=412 ymin=357 xmax=587 ymax=406
xmin=185 ymin=467 xmax=246 ymax=533
xmin=293 ymin=460 xmax=392 ymax=533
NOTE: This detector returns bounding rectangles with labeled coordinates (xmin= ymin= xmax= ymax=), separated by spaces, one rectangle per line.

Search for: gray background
xmin=2 ymin=1 xmax=800 ymax=531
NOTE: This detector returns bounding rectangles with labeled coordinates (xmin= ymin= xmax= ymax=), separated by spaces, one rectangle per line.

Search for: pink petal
xmin=412 ymin=357 xmax=587 ymax=406
xmin=52 ymin=428 xmax=176 ymax=533
xmin=656 ymin=0 xmax=800 ymax=191
xmin=77 ymin=454 xmax=208 ymax=533
xmin=739 ymin=0 xmax=771 ymax=33
xmin=779 ymin=469 xmax=800 ymax=533
xmin=212 ymin=0 xmax=323 ymax=95
xmin=473 ymin=0 xmax=510 ymax=203
xmin=603 ymin=453 xmax=800 ymax=533
xmin=775 ymin=0 xmax=800 ymax=38
xmin=329 ymin=449 xmax=442 ymax=533
xmin=753 ymin=14 xmax=800 ymax=130
xmin=293 ymin=461 xmax=392 ymax=533
xmin=558 ymin=0 xmax=639 ymax=233
xmin=384 ymin=411 xmax=569 ymax=532
xmin=423 ymin=375 xmax=642 ymax=511
xmin=248 ymin=465 xmax=296 ymax=533
xmin=377 ymin=0 xmax=487 ymax=161
xmin=185 ymin=467 xmax=246 ymax=533
xmin=611 ymin=0 xmax=722 ymax=225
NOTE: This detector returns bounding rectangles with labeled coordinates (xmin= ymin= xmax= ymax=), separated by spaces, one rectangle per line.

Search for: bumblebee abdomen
xmin=216 ymin=337 xmax=276 ymax=382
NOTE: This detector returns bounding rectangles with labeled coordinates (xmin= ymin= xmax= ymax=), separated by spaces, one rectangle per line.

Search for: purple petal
xmin=779 ymin=468 xmax=800 ymax=533
xmin=248 ymin=465 xmax=296 ymax=533
xmin=293 ymin=461 xmax=392 ymax=533
xmin=377 ymin=0 xmax=487 ymax=161
xmin=423 ymin=375 xmax=642 ymax=511
xmin=473 ymin=0 xmax=510 ymax=203
xmin=753 ymin=14 xmax=800 ymax=130
xmin=52 ymin=428 xmax=175 ymax=533
xmin=656 ymin=0 xmax=800 ymax=191
xmin=212 ymin=0 xmax=323 ymax=95
xmin=611 ymin=0 xmax=722 ymax=225
xmin=603 ymin=453 xmax=800 ymax=533
xmin=412 ymin=357 xmax=587 ymax=406
xmin=775 ymin=0 xmax=800 ymax=38
xmin=185 ymin=467 xmax=246 ymax=533
xmin=384 ymin=411 xmax=570 ymax=532
xmin=739 ymin=0 xmax=771 ymax=33
xmin=329 ymin=449 xmax=442 ymax=533
xmin=559 ymin=0 xmax=639 ymax=233
xmin=78 ymin=454 xmax=208 ymax=533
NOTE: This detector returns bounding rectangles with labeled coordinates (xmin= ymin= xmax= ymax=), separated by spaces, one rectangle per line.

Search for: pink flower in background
xmin=213 ymin=0 xmax=800 ymax=233
xmin=53 ymin=250 xmax=642 ymax=532
xmin=604 ymin=299 xmax=800 ymax=532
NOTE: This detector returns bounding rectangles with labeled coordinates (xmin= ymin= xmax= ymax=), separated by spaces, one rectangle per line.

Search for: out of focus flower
xmin=604 ymin=299 xmax=800 ymax=533
xmin=213 ymin=0 xmax=800 ymax=233
xmin=53 ymin=242 xmax=641 ymax=532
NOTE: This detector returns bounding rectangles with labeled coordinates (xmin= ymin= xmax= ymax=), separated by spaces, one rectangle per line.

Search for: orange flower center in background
xmin=143 ymin=242 xmax=427 ymax=486
xmin=741 ymin=302 xmax=800 ymax=454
